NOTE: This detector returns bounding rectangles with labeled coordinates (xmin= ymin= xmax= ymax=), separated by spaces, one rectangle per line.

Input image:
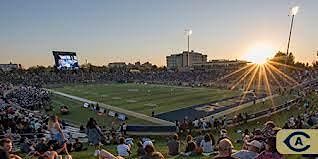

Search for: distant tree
xmin=270 ymin=51 xmax=295 ymax=65
xmin=312 ymin=61 xmax=318 ymax=68
xmin=294 ymin=62 xmax=306 ymax=69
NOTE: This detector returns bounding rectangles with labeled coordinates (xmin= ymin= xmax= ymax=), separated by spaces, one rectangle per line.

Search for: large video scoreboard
xmin=52 ymin=51 xmax=79 ymax=70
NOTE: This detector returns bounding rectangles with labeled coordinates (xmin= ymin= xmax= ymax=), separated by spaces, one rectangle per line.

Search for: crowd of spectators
xmin=2 ymin=66 xmax=317 ymax=91
xmin=0 ymin=65 xmax=317 ymax=158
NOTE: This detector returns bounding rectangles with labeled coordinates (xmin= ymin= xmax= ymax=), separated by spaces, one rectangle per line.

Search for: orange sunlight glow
xmin=243 ymin=43 xmax=275 ymax=65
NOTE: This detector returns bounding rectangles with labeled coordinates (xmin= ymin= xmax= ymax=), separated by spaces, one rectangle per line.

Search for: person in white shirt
xmin=142 ymin=140 xmax=154 ymax=149
xmin=117 ymin=137 xmax=131 ymax=157
xmin=193 ymin=119 xmax=199 ymax=129
xmin=200 ymin=134 xmax=214 ymax=155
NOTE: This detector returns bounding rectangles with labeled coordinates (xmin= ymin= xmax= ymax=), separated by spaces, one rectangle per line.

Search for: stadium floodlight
xmin=285 ymin=6 xmax=299 ymax=69
xmin=185 ymin=29 xmax=192 ymax=67
xmin=185 ymin=29 xmax=192 ymax=52
xmin=291 ymin=6 xmax=299 ymax=16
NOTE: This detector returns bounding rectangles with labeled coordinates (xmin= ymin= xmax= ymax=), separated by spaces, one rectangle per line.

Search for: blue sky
xmin=0 ymin=0 xmax=317 ymax=67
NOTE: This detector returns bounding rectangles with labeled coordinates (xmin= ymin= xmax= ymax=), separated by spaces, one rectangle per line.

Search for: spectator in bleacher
xmin=86 ymin=117 xmax=102 ymax=146
xmin=251 ymin=129 xmax=265 ymax=144
xmin=137 ymin=141 xmax=145 ymax=156
xmin=200 ymin=133 xmax=214 ymax=155
xmin=255 ymin=137 xmax=282 ymax=159
xmin=60 ymin=106 xmax=69 ymax=115
xmin=217 ymin=129 xmax=229 ymax=143
xmin=0 ymin=138 xmax=22 ymax=159
xmin=73 ymin=138 xmax=85 ymax=152
xmin=35 ymin=138 xmax=49 ymax=154
xmin=120 ymin=122 xmax=127 ymax=135
xmin=233 ymin=140 xmax=262 ymax=159
xmin=167 ymin=133 xmax=180 ymax=156
xmin=47 ymin=115 xmax=69 ymax=155
xmin=241 ymin=129 xmax=251 ymax=150
xmin=182 ymin=135 xmax=198 ymax=156
xmin=141 ymin=144 xmax=165 ymax=159
xmin=213 ymin=138 xmax=237 ymax=159
xmin=19 ymin=137 xmax=34 ymax=154
xmin=262 ymin=121 xmax=276 ymax=138
xmin=195 ymin=131 xmax=204 ymax=146
xmin=33 ymin=138 xmax=59 ymax=159
xmin=117 ymin=137 xmax=131 ymax=157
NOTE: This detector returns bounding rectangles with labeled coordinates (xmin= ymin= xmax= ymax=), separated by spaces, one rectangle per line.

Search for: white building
xmin=166 ymin=50 xmax=207 ymax=69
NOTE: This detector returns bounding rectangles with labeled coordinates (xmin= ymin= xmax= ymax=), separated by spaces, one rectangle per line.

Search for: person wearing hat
xmin=214 ymin=138 xmax=238 ymax=159
xmin=262 ymin=121 xmax=277 ymax=138
xmin=217 ymin=129 xmax=229 ymax=144
xmin=233 ymin=140 xmax=262 ymax=159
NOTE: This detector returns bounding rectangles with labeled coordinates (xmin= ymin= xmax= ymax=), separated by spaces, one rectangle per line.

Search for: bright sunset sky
xmin=0 ymin=0 xmax=317 ymax=67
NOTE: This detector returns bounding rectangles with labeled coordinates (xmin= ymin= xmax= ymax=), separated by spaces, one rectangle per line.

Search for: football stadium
xmin=1 ymin=1 xmax=318 ymax=159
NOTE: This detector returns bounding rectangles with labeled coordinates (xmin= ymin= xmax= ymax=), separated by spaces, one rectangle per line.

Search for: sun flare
xmin=243 ymin=44 xmax=275 ymax=65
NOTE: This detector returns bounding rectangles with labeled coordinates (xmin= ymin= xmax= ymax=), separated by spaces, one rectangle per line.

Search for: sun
xmin=243 ymin=43 xmax=275 ymax=65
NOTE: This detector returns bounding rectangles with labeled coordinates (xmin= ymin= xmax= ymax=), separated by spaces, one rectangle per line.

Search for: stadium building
xmin=166 ymin=50 xmax=207 ymax=70
xmin=166 ymin=51 xmax=249 ymax=70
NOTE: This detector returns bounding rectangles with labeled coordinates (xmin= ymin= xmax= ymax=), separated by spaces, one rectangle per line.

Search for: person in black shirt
xmin=73 ymin=138 xmax=84 ymax=152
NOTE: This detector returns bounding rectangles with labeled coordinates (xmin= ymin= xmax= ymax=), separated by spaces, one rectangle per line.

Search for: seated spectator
xmin=233 ymin=140 xmax=262 ymax=159
xmin=167 ymin=133 xmax=180 ymax=156
xmin=195 ymin=131 xmax=204 ymax=146
xmin=262 ymin=121 xmax=276 ymax=138
xmin=35 ymin=138 xmax=49 ymax=154
xmin=217 ymin=129 xmax=229 ymax=143
xmin=137 ymin=141 xmax=145 ymax=156
xmin=117 ymin=137 xmax=131 ymax=157
xmin=241 ymin=129 xmax=251 ymax=150
xmin=79 ymin=125 xmax=85 ymax=133
xmin=20 ymin=137 xmax=33 ymax=154
xmin=255 ymin=137 xmax=283 ymax=159
xmin=200 ymin=133 xmax=214 ymax=155
xmin=214 ymin=138 xmax=238 ymax=159
xmin=103 ymin=134 xmax=112 ymax=145
xmin=60 ymin=106 xmax=69 ymax=115
xmin=149 ymin=151 xmax=165 ymax=159
xmin=252 ymin=129 xmax=266 ymax=144
xmin=142 ymin=139 xmax=154 ymax=149
xmin=0 ymin=138 xmax=22 ymax=159
xmin=141 ymin=144 xmax=165 ymax=159
xmin=73 ymin=138 xmax=86 ymax=152
xmin=182 ymin=135 xmax=198 ymax=156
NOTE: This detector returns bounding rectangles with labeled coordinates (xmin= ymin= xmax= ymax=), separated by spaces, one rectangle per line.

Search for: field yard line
xmin=47 ymin=89 xmax=175 ymax=126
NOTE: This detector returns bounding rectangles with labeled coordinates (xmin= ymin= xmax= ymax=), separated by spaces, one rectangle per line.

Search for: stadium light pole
xmin=285 ymin=6 xmax=299 ymax=69
xmin=185 ymin=29 xmax=192 ymax=67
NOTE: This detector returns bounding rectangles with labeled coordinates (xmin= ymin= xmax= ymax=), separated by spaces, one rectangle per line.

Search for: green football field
xmin=49 ymin=94 xmax=156 ymax=127
xmin=43 ymin=83 xmax=318 ymax=159
xmin=39 ymin=90 xmax=314 ymax=159
xmin=52 ymin=83 xmax=241 ymax=116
